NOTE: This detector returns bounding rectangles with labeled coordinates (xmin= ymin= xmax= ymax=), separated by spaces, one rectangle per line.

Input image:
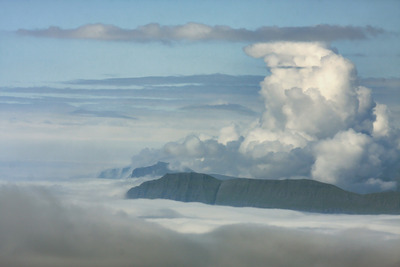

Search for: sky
xmin=1 ymin=0 xmax=400 ymax=265
xmin=1 ymin=0 xmax=400 ymax=85
xmin=2 ymin=0 xmax=399 ymax=189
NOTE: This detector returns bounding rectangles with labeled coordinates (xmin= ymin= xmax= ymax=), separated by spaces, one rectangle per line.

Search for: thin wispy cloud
xmin=17 ymin=23 xmax=384 ymax=43
xmin=180 ymin=103 xmax=257 ymax=116
xmin=65 ymin=74 xmax=264 ymax=87
xmin=71 ymin=109 xmax=137 ymax=120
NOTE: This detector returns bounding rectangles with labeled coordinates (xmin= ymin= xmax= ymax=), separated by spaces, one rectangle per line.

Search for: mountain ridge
xmin=126 ymin=172 xmax=400 ymax=214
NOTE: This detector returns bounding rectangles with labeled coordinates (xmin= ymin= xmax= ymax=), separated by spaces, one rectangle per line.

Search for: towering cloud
xmin=240 ymin=42 xmax=399 ymax=191
xmin=131 ymin=42 xmax=399 ymax=193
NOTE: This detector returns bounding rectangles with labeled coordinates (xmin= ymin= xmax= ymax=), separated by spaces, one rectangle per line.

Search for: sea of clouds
xmin=1 ymin=178 xmax=399 ymax=267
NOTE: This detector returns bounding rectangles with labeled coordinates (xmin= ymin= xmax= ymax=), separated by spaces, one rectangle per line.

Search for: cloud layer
xmin=17 ymin=23 xmax=384 ymax=43
xmin=1 ymin=183 xmax=399 ymax=267
xmin=0 ymin=74 xmax=263 ymax=180
xmin=130 ymin=42 xmax=400 ymax=193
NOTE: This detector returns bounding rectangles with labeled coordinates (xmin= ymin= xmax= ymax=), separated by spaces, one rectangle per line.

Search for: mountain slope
xmin=127 ymin=172 xmax=221 ymax=204
xmin=126 ymin=172 xmax=400 ymax=214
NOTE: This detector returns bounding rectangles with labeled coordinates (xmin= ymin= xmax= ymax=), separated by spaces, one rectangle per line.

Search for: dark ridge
xmin=126 ymin=172 xmax=400 ymax=214
xmin=127 ymin=172 xmax=221 ymax=204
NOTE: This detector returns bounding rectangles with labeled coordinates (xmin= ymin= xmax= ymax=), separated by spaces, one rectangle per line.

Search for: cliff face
xmin=126 ymin=173 xmax=400 ymax=214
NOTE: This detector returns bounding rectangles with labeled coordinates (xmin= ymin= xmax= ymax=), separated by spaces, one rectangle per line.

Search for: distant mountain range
xmin=98 ymin=161 xmax=192 ymax=179
xmin=98 ymin=161 xmax=170 ymax=179
xmin=131 ymin=161 xmax=172 ymax=178
xmin=126 ymin=172 xmax=400 ymax=214
xmin=99 ymin=162 xmax=240 ymax=180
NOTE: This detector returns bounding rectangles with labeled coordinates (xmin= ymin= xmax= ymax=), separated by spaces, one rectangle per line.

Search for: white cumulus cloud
xmin=129 ymin=42 xmax=399 ymax=193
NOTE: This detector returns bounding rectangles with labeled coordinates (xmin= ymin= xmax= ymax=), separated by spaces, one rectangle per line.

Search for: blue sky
xmin=0 ymin=0 xmax=399 ymax=86
xmin=1 ymin=0 xmax=399 ymax=30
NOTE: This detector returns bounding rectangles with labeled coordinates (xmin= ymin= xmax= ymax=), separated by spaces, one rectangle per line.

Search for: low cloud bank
xmin=17 ymin=23 xmax=384 ymax=43
xmin=0 ymin=185 xmax=399 ymax=267
xmin=130 ymin=42 xmax=400 ymax=193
